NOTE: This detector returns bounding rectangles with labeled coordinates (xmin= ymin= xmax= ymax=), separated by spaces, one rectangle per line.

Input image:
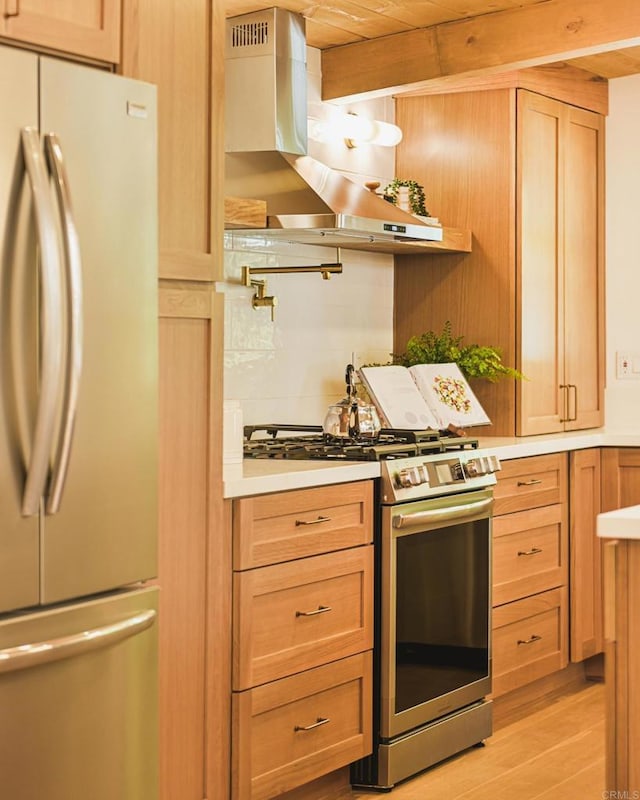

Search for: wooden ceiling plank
xmin=394 ymin=62 xmax=608 ymax=115
xmin=305 ymin=18 xmax=366 ymax=49
xmin=303 ymin=0 xmax=414 ymax=39
xmin=322 ymin=0 xmax=640 ymax=100
xmin=344 ymin=0 xmax=464 ymax=28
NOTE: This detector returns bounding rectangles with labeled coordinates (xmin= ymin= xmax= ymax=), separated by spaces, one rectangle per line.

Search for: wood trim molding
xmin=160 ymin=250 xmax=215 ymax=282
xmin=397 ymin=63 xmax=609 ymax=116
xmin=321 ymin=0 xmax=640 ymax=101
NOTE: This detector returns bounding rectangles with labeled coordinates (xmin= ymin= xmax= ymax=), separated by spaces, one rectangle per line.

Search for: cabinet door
xmin=517 ymin=91 xmax=564 ymax=435
xmin=601 ymin=448 xmax=640 ymax=512
xmin=121 ymin=0 xmax=224 ymax=281
xmin=563 ymin=106 xmax=605 ymax=431
xmin=158 ymin=287 xmax=228 ymax=800
xmin=569 ymin=448 xmax=603 ymax=662
xmin=2 ymin=0 xmax=120 ymax=63
xmin=518 ymin=90 xmax=604 ymax=435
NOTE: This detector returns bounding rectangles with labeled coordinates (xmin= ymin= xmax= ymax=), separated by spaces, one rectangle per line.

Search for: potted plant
xmin=384 ymin=178 xmax=429 ymax=218
xmin=394 ymin=321 xmax=524 ymax=382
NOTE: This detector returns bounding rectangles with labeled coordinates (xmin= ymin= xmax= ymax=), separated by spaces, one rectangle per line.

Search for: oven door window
xmin=394 ymin=518 xmax=489 ymax=714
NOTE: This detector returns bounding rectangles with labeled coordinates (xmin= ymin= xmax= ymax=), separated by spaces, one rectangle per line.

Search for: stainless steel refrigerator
xmin=0 ymin=45 xmax=159 ymax=799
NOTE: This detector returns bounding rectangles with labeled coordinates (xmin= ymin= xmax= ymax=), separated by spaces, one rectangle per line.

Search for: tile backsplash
xmin=222 ymin=46 xmax=398 ymax=427
xmin=223 ymin=235 xmax=394 ymax=426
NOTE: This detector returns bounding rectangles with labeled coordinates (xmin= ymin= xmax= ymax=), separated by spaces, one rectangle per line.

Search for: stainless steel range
xmin=244 ymin=425 xmax=500 ymax=789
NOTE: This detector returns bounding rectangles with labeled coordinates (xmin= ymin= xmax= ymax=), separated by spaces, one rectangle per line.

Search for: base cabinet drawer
xmin=492 ymin=504 xmax=567 ymax=606
xmin=233 ymin=546 xmax=373 ymax=690
xmin=493 ymin=453 xmax=567 ymax=515
xmin=492 ymin=587 xmax=568 ymax=697
xmin=232 ymin=653 xmax=372 ymax=800
xmin=233 ymin=481 xmax=373 ymax=569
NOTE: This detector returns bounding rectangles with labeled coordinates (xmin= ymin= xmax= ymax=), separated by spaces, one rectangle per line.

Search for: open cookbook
xmin=358 ymin=363 xmax=491 ymax=431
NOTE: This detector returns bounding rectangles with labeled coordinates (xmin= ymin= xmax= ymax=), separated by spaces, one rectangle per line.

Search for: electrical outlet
xmin=617 ymin=352 xmax=631 ymax=377
xmin=616 ymin=352 xmax=640 ymax=379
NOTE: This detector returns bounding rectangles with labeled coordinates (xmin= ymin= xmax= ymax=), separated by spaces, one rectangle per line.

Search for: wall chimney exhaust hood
xmin=224 ymin=8 xmax=451 ymax=255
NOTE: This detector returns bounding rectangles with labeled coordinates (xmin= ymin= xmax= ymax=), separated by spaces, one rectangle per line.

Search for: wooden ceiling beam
xmin=321 ymin=0 xmax=640 ymax=100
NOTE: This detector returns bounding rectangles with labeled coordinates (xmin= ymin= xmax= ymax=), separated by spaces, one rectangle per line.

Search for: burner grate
xmin=242 ymin=424 xmax=478 ymax=462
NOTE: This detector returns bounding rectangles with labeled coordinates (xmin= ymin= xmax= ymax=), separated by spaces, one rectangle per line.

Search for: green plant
xmin=394 ymin=321 xmax=524 ymax=383
xmin=384 ymin=178 xmax=429 ymax=217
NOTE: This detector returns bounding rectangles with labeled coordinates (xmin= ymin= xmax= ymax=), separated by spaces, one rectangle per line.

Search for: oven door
xmin=380 ymin=489 xmax=492 ymax=740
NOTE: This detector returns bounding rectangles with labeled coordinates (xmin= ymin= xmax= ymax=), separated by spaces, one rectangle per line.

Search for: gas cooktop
xmin=243 ymin=424 xmax=479 ymax=462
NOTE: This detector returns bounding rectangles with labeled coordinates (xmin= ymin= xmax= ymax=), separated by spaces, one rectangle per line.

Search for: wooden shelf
xmin=407 ymin=226 xmax=471 ymax=254
xmin=224 ymin=196 xmax=267 ymax=229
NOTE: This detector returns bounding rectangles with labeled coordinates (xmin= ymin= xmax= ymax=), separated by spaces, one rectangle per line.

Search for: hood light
xmin=308 ymin=112 xmax=403 ymax=149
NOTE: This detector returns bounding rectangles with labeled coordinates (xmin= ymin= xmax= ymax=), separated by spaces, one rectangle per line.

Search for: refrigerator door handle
xmin=20 ymin=127 xmax=64 ymax=517
xmin=43 ymin=133 xmax=84 ymax=515
xmin=0 ymin=608 xmax=156 ymax=675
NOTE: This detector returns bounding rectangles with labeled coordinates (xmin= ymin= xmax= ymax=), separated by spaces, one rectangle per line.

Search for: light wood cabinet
xmin=394 ymin=83 xmax=604 ymax=436
xmin=518 ymin=92 xmax=604 ymax=434
xmin=1 ymin=0 xmax=120 ymax=62
xmin=601 ymin=448 xmax=640 ymax=512
xmin=121 ymin=1 xmax=227 ymax=797
xmin=233 ymin=482 xmax=373 ymax=569
xmin=491 ymin=454 xmax=569 ymax=696
xmin=233 ymin=653 xmax=372 ymax=800
xmin=603 ymin=538 xmax=640 ymax=792
xmin=493 ymin=504 xmax=567 ymax=607
xmin=233 ymin=547 xmax=373 ymax=690
xmin=158 ymin=285 xmax=227 ymax=800
xmin=493 ymin=587 xmax=568 ymax=697
xmin=569 ymin=448 xmax=603 ymax=662
xmin=231 ymin=481 xmax=374 ymax=800
xmin=493 ymin=453 xmax=567 ymax=515
xmin=121 ymin=0 xmax=224 ymax=282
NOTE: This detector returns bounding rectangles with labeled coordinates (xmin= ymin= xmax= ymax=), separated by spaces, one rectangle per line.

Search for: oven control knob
xmin=396 ymin=465 xmax=428 ymax=488
xmin=464 ymin=455 xmax=501 ymax=477
xmin=464 ymin=459 xmax=479 ymax=478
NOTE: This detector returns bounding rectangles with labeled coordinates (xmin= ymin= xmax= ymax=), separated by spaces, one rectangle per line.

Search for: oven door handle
xmin=392 ymin=496 xmax=494 ymax=529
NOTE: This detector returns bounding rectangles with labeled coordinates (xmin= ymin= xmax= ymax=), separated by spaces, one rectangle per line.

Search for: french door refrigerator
xmin=0 ymin=45 xmax=159 ymax=799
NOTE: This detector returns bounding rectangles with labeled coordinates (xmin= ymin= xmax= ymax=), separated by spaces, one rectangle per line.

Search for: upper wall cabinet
xmin=1 ymin=0 xmax=120 ymax=63
xmin=394 ymin=84 xmax=604 ymax=437
xmin=121 ymin=0 xmax=224 ymax=282
xmin=517 ymin=91 xmax=604 ymax=435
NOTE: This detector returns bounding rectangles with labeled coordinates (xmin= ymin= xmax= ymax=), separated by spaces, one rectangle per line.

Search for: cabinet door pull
xmin=517 ymin=634 xmax=542 ymax=646
xmin=568 ymin=383 xmax=578 ymax=422
xmin=517 ymin=546 xmax=543 ymax=557
xmin=517 ymin=479 xmax=542 ymax=487
xmin=5 ymin=1 xmax=20 ymax=18
xmin=559 ymin=384 xmax=570 ymax=422
xmin=296 ymin=605 xmax=332 ymax=617
xmin=295 ymin=515 xmax=331 ymax=526
xmin=294 ymin=717 xmax=330 ymax=732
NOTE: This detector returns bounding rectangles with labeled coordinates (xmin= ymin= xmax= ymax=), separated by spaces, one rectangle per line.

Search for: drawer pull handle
xmin=517 ymin=479 xmax=542 ymax=487
xmin=295 ymin=515 xmax=331 ymax=526
xmin=517 ymin=634 xmax=542 ymax=646
xmin=296 ymin=605 xmax=332 ymax=617
xmin=517 ymin=547 xmax=543 ymax=557
xmin=294 ymin=717 xmax=330 ymax=732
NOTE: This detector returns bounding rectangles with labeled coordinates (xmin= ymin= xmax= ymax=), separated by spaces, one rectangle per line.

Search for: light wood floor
xmin=353 ymin=681 xmax=605 ymax=800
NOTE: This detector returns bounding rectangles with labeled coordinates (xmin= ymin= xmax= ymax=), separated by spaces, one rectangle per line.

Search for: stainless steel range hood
xmin=224 ymin=8 xmax=444 ymax=254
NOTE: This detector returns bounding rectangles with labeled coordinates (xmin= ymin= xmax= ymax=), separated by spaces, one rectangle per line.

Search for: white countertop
xmin=223 ymin=458 xmax=380 ymax=498
xmin=224 ymin=427 xmax=640 ymax=498
xmin=598 ymin=505 xmax=640 ymax=540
